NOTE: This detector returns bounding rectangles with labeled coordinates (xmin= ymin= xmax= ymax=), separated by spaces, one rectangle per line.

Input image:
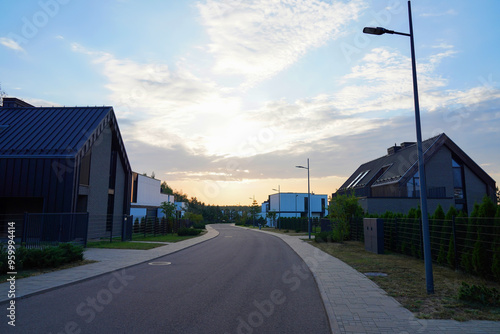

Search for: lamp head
xmin=363 ymin=27 xmax=394 ymax=35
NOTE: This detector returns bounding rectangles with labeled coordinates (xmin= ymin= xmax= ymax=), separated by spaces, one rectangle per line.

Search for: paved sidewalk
xmin=0 ymin=225 xmax=219 ymax=303
xmin=246 ymin=227 xmax=500 ymax=334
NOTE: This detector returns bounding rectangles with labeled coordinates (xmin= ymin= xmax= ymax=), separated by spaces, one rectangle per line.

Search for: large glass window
xmin=452 ymin=159 xmax=464 ymax=199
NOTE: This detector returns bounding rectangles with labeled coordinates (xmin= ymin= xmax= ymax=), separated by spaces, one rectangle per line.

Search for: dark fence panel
xmin=22 ymin=213 xmax=89 ymax=248
xmin=130 ymin=218 xmax=194 ymax=240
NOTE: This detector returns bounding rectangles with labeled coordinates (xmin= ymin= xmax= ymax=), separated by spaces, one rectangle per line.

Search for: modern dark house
xmin=334 ymin=133 xmax=496 ymax=215
xmin=0 ymin=97 xmax=132 ymax=242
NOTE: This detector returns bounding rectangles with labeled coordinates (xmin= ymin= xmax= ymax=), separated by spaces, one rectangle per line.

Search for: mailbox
xmin=363 ymin=218 xmax=384 ymax=254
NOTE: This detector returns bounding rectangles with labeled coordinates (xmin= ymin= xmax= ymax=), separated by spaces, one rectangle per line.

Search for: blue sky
xmin=1 ymin=0 xmax=499 ymax=205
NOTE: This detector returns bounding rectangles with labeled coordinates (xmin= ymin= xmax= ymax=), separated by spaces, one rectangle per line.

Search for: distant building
xmin=175 ymin=202 xmax=188 ymax=218
xmin=334 ymin=133 xmax=496 ymax=215
xmin=261 ymin=192 xmax=328 ymax=227
xmin=0 ymin=97 xmax=132 ymax=241
xmin=130 ymin=172 xmax=175 ymax=221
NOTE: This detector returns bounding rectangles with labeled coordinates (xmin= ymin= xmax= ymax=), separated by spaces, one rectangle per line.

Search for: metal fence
xmin=22 ymin=213 xmax=89 ymax=248
xmin=130 ymin=217 xmax=194 ymax=240
xmin=275 ymin=217 xmax=320 ymax=233
xmin=322 ymin=216 xmax=500 ymax=280
xmin=0 ymin=213 xmax=134 ymax=248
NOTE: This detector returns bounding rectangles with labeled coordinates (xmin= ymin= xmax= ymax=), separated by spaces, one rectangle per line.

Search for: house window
xmin=407 ymin=171 xmax=420 ymax=197
xmin=348 ymin=170 xmax=370 ymax=189
xmin=452 ymin=159 xmax=464 ymax=199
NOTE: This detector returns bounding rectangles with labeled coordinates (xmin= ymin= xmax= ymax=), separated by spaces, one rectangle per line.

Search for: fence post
xmin=394 ymin=217 xmax=398 ymax=252
xmin=419 ymin=217 xmax=424 ymax=259
xmin=109 ymin=214 xmax=113 ymax=243
xmin=84 ymin=213 xmax=89 ymax=248
xmin=22 ymin=212 xmax=28 ymax=246
xmin=58 ymin=214 xmax=63 ymax=244
xmin=452 ymin=215 xmax=458 ymax=271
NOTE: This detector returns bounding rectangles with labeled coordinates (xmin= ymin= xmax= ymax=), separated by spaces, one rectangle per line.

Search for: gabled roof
xmin=0 ymin=103 xmax=131 ymax=174
xmin=0 ymin=106 xmax=111 ymax=156
xmin=338 ymin=133 xmax=495 ymax=192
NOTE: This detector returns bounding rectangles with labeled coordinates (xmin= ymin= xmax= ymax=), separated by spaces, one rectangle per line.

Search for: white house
xmin=261 ymin=192 xmax=328 ymax=227
xmin=175 ymin=202 xmax=188 ymax=218
xmin=130 ymin=172 xmax=175 ymax=221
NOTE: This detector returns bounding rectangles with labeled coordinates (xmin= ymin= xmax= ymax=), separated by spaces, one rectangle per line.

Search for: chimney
xmin=387 ymin=144 xmax=401 ymax=155
xmin=2 ymin=97 xmax=35 ymax=108
xmin=400 ymin=142 xmax=416 ymax=148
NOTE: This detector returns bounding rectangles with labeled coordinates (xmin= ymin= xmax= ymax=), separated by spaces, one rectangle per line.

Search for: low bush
xmin=193 ymin=222 xmax=206 ymax=229
xmin=315 ymin=231 xmax=333 ymax=243
xmin=0 ymin=243 xmax=84 ymax=274
xmin=458 ymin=282 xmax=500 ymax=306
xmin=177 ymin=227 xmax=202 ymax=236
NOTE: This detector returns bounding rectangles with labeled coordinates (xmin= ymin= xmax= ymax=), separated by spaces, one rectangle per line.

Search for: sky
xmin=1 ymin=0 xmax=499 ymax=206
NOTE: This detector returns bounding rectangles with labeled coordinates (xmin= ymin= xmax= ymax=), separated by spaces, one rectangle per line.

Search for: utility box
xmin=363 ymin=218 xmax=384 ymax=254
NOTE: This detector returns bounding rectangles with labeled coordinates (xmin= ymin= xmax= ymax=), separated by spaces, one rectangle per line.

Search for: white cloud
xmin=0 ymin=37 xmax=25 ymax=52
xmin=420 ymin=9 xmax=458 ymax=17
xmin=197 ymin=0 xmax=366 ymax=86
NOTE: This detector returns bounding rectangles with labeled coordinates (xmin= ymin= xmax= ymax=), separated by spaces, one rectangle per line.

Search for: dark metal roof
xmin=339 ymin=134 xmax=442 ymax=191
xmin=338 ymin=133 xmax=496 ymax=194
xmin=0 ymin=106 xmax=113 ymax=156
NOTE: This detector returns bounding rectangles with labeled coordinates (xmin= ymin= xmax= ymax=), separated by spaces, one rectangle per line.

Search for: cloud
xmin=420 ymin=9 xmax=458 ymax=17
xmin=196 ymin=0 xmax=366 ymax=86
xmin=0 ymin=37 xmax=25 ymax=52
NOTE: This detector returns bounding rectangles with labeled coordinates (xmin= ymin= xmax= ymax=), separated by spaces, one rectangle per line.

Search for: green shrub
xmin=472 ymin=237 xmax=488 ymax=276
xmin=177 ymin=227 xmax=202 ymax=236
xmin=315 ymin=231 xmax=333 ymax=243
xmin=1 ymin=243 xmax=84 ymax=274
xmin=492 ymin=249 xmax=500 ymax=282
xmin=447 ymin=238 xmax=456 ymax=268
xmin=458 ymin=282 xmax=500 ymax=306
xmin=193 ymin=222 xmax=206 ymax=229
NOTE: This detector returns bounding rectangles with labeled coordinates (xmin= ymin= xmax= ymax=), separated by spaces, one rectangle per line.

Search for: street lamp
xmin=272 ymin=186 xmax=281 ymax=229
xmin=363 ymin=0 xmax=434 ymax=294
xmin=296 ymin=158 xmax=311 ymax=239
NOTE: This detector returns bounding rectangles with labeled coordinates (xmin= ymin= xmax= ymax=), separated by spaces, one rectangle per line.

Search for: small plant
xmin=0 ymin=243 xmax=84 ymax=274
xmin=315 ymin=231 xmax=333 ymax=243
xmin=458 ymin=282 xmax=500 ymax=307
xmin=177 ymin=227 xmax=202 ymax=236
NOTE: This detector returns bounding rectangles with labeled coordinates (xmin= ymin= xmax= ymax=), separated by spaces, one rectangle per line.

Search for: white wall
xmin=135 ymin=174 xmax=161 ymax=206
xmin=134 ymin=174 xmax=174 ymax=207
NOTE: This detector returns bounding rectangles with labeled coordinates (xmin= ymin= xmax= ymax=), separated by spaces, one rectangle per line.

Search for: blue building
xmin=261 ymin=192 xmax=328 ymax=227
xmin=0 ymin=97 xmax=132 ymax=242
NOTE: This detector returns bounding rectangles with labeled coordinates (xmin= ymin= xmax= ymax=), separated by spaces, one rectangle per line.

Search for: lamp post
xmin=296 ymin=158 xmax=311 ymax=239
xmin=272 ymin=186 xmax=281 ymax=229
xmin=363 ymin=0 xmax=434 ymax=294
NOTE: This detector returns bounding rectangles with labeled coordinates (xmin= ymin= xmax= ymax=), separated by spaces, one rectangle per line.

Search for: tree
xmin=0 ymin=83 xmax=6 ymax=106
xmin=266 ymin=210 xmax=277 ymax=227
xmin=497 ymin=186 xmax=500 ymax=205
xmin=160 ymin=201 xmax=176 ymax=220
xmin=161 ymin=181 xmax=173 ymax=195
xmin=328 ymin=192 xmax=363 ymax=242
xmin=249 ymin=199 xmax=260 ymax=226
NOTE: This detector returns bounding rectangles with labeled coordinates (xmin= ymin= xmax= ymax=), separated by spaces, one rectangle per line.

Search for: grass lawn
xmin=87 ymin=230 xmax=206 ymax=249
xmin=310 ymin=240 xmax=500 ymax=321
xmin=86 ymin=241 xmax=166 ymax=250
xmin=132 ymin=232 xmax=206 ymax=243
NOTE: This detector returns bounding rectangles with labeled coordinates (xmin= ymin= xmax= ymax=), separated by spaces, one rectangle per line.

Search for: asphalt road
xmin=2 ymin=224 xmax=331 ymax=333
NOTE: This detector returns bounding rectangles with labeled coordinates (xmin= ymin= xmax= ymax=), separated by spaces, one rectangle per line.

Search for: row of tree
xmin=327 ymin=192 xmax=500 ymax=281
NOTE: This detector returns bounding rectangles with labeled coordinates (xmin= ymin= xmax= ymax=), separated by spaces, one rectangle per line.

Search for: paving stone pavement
xmin=247 ymin=227 xmax=500 ymax=334
xmin=2 ymin=224 xmax=499 ymax=333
